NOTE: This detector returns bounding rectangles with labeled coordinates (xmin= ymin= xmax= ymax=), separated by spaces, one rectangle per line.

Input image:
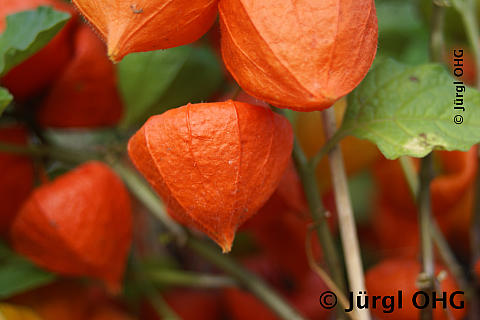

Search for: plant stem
xmin=107 ymin=159 xmax=187 ymax=243
xmin=418 ymin=154 xmax=435 ymax=320
xmin=471 ymin=148 xmax=480 ymax=320
xmin=280 ymin=108 xmax=346 ymax=296
xmin=186 ymin=237 xmax=306 ymax=320
xmin=399 ymin=156 xmax=469 ymax=294
xmin=429 ymin=1 xmax=446 ymax=63
xmin=321 ymin=107 xmax=370 ymax=320
xmin=451 ymin=0 xmax=480 ymax=317
xmin=415 ymin=3 xmax=442 ymax=319
xmin=473 ymin=148 xmax=480 ymax=264
xmin=292 ymin=140 xmax=346 ymax=292
xmin=0 ymin=142 xmax=98 ymax=164
xmin=147 ymin=269 xmax=237 ymax=288
xmin=146 ymin=293 xmax=180 ymax=320
xmin=431 ymin=219 xmax=470 ymax=294
xmin=131 ymin=255 xmax=181 ymax=320
xmin=399 ymin=156 xmax=420 ymax=197
xmin=309 ymin=130 xmax=347 ymax=169
xmin=305 ymin=227 xmax=358 ymax=320
xmin=451 ymin=0 xmax=480 ymax=90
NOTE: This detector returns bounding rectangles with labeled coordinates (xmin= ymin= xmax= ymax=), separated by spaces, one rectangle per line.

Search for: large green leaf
xmin=152 ymin=46 xmax=224 ymax=111
xmin=118 ymin=46 xmax=223 ymax=128
xmin=0 ymin=242 xmax=55 ymax=299
xmin=0 ymin=87 xmax=13 ymax=116
xmin=118 ymin=47 xmax=192 ymax=127
xmin=339 ymin=58 xmax=480 ymax=159
xmin=0 ymin=6 xmax=70 ymax=76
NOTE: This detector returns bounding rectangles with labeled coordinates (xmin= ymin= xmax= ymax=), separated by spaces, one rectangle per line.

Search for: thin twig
xmin=305 ymin=226 xmax=358 ymax=320
xmin=279 ymin=108 xmax=347 ymax=297
xmin=418 ymin=154 xmax=435 ymax=320
xmin=321 ymin=107 xmax=370 ymax=320
xmin=429 ymin=1 xmax=446 ymax=63
xmin=186 ymin=237 xmax=306 ymax=320
xmin=471 ymin=148 xmax=480 ymax=320
xmin=399 ymin=156 xmax=470 ymax=296
xmin=131 ymin=256 xmax=180 ymax=320
xmin=292 ymin=140 xmax=346 ymax=292
xmin=309 ymin=130 xmax=347 ymax=169
xmin=147 ymin=269 xmax=237 ymax=288
xmin=451 ymin=0 xmax=480 ymax=90
xmin=107 ymin=159 xmax=187 ymax=243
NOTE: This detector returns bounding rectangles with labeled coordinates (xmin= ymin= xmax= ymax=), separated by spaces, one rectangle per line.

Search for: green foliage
xmin=0 ymin=242 xmax=55 ymax=299
xmin=375 ymin=0 xmax=429 ymax=64
xmin=418 ymin=0 xmax=480 ymax=45
xmin=0 ymin=6 xmax=70 ymax=76
xmin=118 ymin=46 xmax=223 ymax=128
xmin=340 ymin=58 xmax=480 ymax=159
xmin=0 ymin=87 xmax=13 ymax=116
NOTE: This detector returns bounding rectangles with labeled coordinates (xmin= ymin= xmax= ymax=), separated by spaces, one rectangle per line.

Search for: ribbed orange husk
xmin=128 ymin=100 xmax=293 ymax=252
xmin=374 ymin=147 xmax=478 ymax=217
xmin=366 ymin=258 xmax=466 ymax=320
xmin=37 ymin=24 xmax=123 ymax=128
xmin=71 ymin=0 xmax=218 ymax=62
xmin=10 ymin=162 xmax=132 ymax=292
xmin=219 ymin=0 xmax=378 ymax=111
xmin=10 ymin=281 xmax=135 ymax=320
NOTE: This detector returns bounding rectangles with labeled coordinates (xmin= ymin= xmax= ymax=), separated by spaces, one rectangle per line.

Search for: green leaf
xmin=118 ymin=47 xmax=192 ymax=127
xmin=0 ymin=242 xmax=55 ymax=299
xmin=375 ymin=0 xmax=429 ymax=64
xmin=118 ymin=46 xmax=223 ymax=128
xmin=0 ymin=87 xmax=13 ymax=115
xmin=340 ymin=58 xmax=480 ymax=159
xmin=153 ymin=46 xmax=224 ymax=111
xmin=0 ymin=6 xmax=70 ymax=76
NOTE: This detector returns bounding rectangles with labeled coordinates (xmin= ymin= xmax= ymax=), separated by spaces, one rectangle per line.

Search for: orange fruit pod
xmin=0 ymin=303 xmax=42 ymax=320
xmin=374 ymin=147 xmax=478 ymax=217
xmin=10 ymin=281 xmax=134 ymax=320
xmin=0 ymin=126 xmax=34 ymax=235
xmin=219 ymin=0 xmax=378 ymax=111
xmin=10 ymin=162 xmax=132 ymax=292
xmin=365 ymin=258 xmax=466 ymax=320
xmin=128 ymin=100 xmax=293 ymax=252
xmin=475 ymin=259 xmax=480 ymax=281
xmin=71 ymin=0 xmax=219 ymax=62
xmin=447 ymin=47 xmax=477 ymax=86
xmin=0 ymin=0 xmax=77 ymax=101
xmin=37 ymin=24 xmax=123 ymax=128
xmin=370 ymin=184 xmax=475 ymax=260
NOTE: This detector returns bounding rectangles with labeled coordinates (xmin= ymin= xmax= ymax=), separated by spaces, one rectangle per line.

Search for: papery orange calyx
xmin=10 ymin=162 xmax=132 ymax=292
xmin=128 ymin=100 xmax=293 ymax=252
xmin=72 ymin=0 xmax=219 ymax=62
xmin=219 ymin=0 xmax=378 ymax=111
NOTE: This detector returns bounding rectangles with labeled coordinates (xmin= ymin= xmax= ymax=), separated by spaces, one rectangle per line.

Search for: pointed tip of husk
xmin=221 ymin=243 xmax=233 ymax=254
xmin=217 ymin=231 xmax=235 ymax=254
xmin=107 ymin=49 xmax=122 ymax=64
xmin=107 ymin=38 xmax=124 ymax=63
